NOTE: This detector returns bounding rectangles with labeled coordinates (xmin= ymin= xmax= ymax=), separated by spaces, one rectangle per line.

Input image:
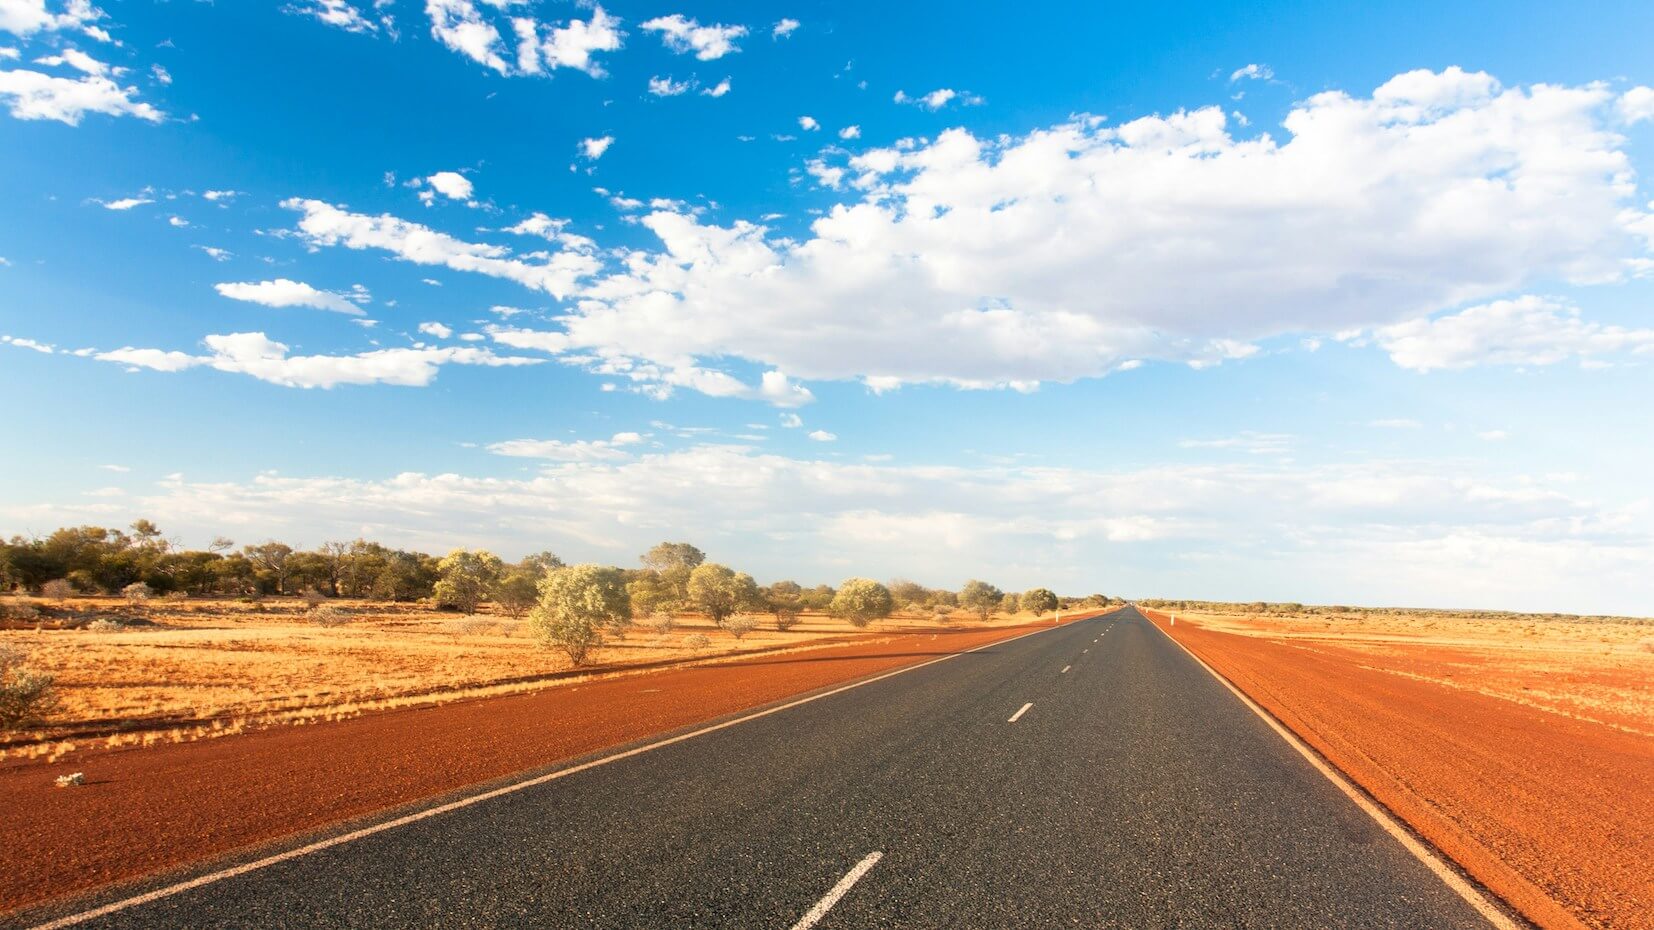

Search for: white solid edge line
xmin=788 ymin=851 xmax=883 ymax=930
xmin=1061 ymin=665 xmax=1071 ymax=674
xmin=1008 ymin=702 xmax=1034 ymax=723
xmin=1143 ymin=612 xmax=1519 ymax=930
xmin=26 ymin=621 xmax=1077 ymax=930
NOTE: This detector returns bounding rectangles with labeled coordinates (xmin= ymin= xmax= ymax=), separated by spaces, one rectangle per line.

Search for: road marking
xmin=22 ymin=619 xmax=1099 ymax=930
xmin=1143 ymin=612 xmax=1519 ymax=930
xmin=1008 ymin=702 xmax=1033 ymax=723
xmin=1083 ymin=648 xmax=1089 ymax=653
xmin=1061 ymin=665 xmax=1071 ymax=673
xmin=788 ymin=851 xmax=883 ymax=930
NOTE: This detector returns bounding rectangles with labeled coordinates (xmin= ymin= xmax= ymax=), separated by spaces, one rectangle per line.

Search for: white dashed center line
xmin=1008 ymin=702 xmax=1034 ymax=723
xmin=1061 ymin=665 xmax=1071 ymax=674
xmin=789 ymin=852 xmax=883 ymax=930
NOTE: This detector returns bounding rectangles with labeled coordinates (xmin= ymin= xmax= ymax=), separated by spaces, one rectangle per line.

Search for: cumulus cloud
xmin=423 ymin=170 xmax=474 ymax=203
xmin=807 ymin=429 xmax=836 ymax=442
xmin=487 ymin=430 xmax=643 ymax=461
xmin=579 ymin=135 xmax=613 ymax=160
xmin=215 ymin=278 xmax=367 ymax=316
xmin=92 ymin=331 xmax=541 ymax=388
xmin=283 ymin=197 xmax=600 ymax=299
xmin=286 ymin=0 xmax=389 ymax=34
xmin=99 ymin=196 xmax=152 ymax=210
xmin=772 ymin=18 xmax=798 ymax=38
xmin=0 ymin=62 xmax=163 ymax=124
xmin=0 ymin=0 xmax=108 ymax=39
xmin=647 ymin=75 xmax=692 ymax=96
xmin=640 ymin=14 xmax=746 ymax=60
xmin=417 ymin=321 xmax=453 ymax=339
xmin=701 ymin=76 xmax=730 ymax=97
xmin=1618 ymin=86 xmax=1654 ymax=125
xmin=839 ymin=124 xmax=860 ymax=140
xmin=426 ymin=1 xmax=619 ymax=77
xmin=542 ymin=69 xmax=1652 ymax=391
xmin=1376 ymin=296 xmax=1654 ymax=371
xmin=893 ymin=88 xmax=979 ymax=110
xmin=33 ymin=446 xmax=1648 ymax=613
xmin=1229 ymin=63 xmax=1273 ymax=82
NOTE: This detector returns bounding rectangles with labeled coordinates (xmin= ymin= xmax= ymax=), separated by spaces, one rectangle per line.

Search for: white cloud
xmin=487 ymin=430 xmax=643 ymax=461
xmin=92 ymin=331 xmax=541 ymax=388
xmin=647 ymin=75 xmax=692 ymax=96
xmin=1368 ymin=418 xmax=1423 ymax=429
xmin=2 ymin=334 xmax=54 ymax=353
xmin=167 ymin=215 xmax=187 ymax=227
xmin=283 ymin=197 xmax=600 ymax=299
xmin=550 ymin=69 xmax=1653 ymax=391
xmin=196 ymin=245 xmax=232 ymax=261
xmin=39 ymin=447 xmax=1649 ymax=614
xmin=772 ymin=18 xmax=798 ymax=38
xmin=0 ymin=0 xmax=107 ymax=39
xmin=701 ymin=76 xmax=730 ymax=98
xmin=1619 ymin=86 xmax=1654 ymax=125
xmin=99 ymin=196 xmax=151 ymax=210
xmin=1376 ymin=296 xmax=1654 ymax=371
xmin=427 ymin=1 xmax=619 ymax=77
xmin=99 ymin=463 xmax=129 ymax=472
xmin=215 ymin=278 xmax=367 ymax=316
xmin=779 ymin=413 xmax=802 ymax=428
xmin=287 ymin=0 xmax=387 ymax=34
xmin=1230 ymin=63 xmax=1274 ymax=82
xmin=798 ymin=115 xmax=818 ymax=131
xmin=418 ymin=321 xmax=453 ymax=339
xmin=1178 ymin=432 xmax=1291 ymax=455
xmin=1478 ymin=430 xmax=1509 ymax=441
xmin=202 ymin=189 xmax=238 ymax=202
xmin=579 ymin=135 xmax=613 ymax=160
xmin=640 ymin=14 xmax=746 ymax=60
xmin=807 ymin=429 xmax=836 ymax=442
xmin=893 ymin=88 xmax=979 ymax=111
xmin=424 ymin=170 xmax=474 ymax=203
xmin=0 ymin=64 xmax=162 ymax=124
xmin=839 ymin=124 xmax=860 ymax=140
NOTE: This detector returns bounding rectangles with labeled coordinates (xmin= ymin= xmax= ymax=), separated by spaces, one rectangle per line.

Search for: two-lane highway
xmin=14 ymin=609 xmax=1504 ymax=929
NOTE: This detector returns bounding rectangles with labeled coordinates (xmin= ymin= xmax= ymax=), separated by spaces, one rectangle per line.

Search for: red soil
xmin=1145 ymin=609 xmax=1654 ymax=930
xmin=0 ymin=618 xmax=1083 ymax=916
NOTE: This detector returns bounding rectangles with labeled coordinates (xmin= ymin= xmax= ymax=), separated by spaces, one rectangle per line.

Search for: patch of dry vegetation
xmin=1153 ymin=602 xmax=1654 ymax=735
xmin=0 ymin=595 xmax=1033 ymax=763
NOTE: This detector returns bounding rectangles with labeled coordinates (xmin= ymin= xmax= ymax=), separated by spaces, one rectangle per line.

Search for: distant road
xmin=17 ymin=609 xmax=1501 ymax=929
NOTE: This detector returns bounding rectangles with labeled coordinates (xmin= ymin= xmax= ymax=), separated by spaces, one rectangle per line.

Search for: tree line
xmin=1 ymin=522 xmax=1112 ymax=666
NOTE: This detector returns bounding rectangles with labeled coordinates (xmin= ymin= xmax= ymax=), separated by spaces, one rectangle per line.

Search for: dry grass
xmin=0 ymin=595 xmax=1038 ymax=761
xmin=1165 ymin=606 xmax=1654 ymax=735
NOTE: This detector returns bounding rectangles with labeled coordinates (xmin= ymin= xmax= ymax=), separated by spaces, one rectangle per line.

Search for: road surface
xmin=13 ymin=608 xmax=1501 ymax=929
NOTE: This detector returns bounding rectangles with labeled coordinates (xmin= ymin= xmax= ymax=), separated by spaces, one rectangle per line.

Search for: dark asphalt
xmin=15 ymin=609 xmax=1499 ymax=929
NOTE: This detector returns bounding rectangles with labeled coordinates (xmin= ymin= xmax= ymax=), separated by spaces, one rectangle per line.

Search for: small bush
xmin=301 ymin=588 xmax=327 ymax=609
xmin=0 ymin=647 xmax=59 ymax=731
xmin=0 ymin=598 xmax=40 ymax=621
xmin=86 ymin=618 xmax=125 ymax=633
xmin=308 ymin=605 xmax=349 ymax=627
xmin=55 ymin=772 xmax=85 ymax=788
xmin=164 ymin=590 xmax=188 ymax=604
xmin=41 ymin=579 xmax=74 ymax=603
xmin=723 ymin=615 xmax=758 ymax=640
xmin=122 ymin=582 xmax=153 ymax=607
xmin=451 ymin=617 xmax=494 ymax=636
xmin=684 ymin=633 xmax=712 ymax=649
xmin=644 ymin=612 xmax=676 ymax=636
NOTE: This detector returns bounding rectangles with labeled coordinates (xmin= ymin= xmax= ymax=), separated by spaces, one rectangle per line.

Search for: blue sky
xmin=4 ymin=0 xmax=1654 ymax=613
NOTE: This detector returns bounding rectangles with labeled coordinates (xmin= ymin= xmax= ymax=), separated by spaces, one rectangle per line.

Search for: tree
xmin=641 ymin=542 xmax=705 ymax=603
xmin=1000 ymin=592 xmax=1020 ymax=614
xmin=686 ymin=563 xmax=758 ymax=627
xmin=829 ymin=578 xmax=895 ymax=628
xmin=242 ymin=542 xmax=295 ymax=595
xmin=959 ymin=580 xmax=1003 ymax=621
xmin=626 ymin=571 xmax=679 ymax=618
xmin=1021 ymin=587 xmax=1059 ymax=615
xmin=519 ymin=551 xmax=565 ymax=575
xmin=799 ymin=584 xmax=835 ymax=611
xmin=888 ymin=578 xmax=928 ymax=610
xmin=723 ymin=615 xmax=758 ymax=639
xmin=531 ymin=564 xmax=630 ymax=665
xmin=432 ymin=548 xmax=504 ymax=615
xmin=491 ymin=572 xmax=539 ymax=620
xmin=122 ymin=582 xmax=152 ymax=607
xmin=41 ymin=579 xmax=73 ymax=603
xmin=763 ymin=580 xmax=804 ymax=631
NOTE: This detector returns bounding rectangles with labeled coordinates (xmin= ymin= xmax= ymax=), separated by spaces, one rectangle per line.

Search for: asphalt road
xmin=16 ymin=608 xmax=1499 ymax=929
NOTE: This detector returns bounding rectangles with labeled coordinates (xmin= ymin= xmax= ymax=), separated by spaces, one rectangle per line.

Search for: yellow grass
xmin=0 ymin=595 xmax=1046 ymax=760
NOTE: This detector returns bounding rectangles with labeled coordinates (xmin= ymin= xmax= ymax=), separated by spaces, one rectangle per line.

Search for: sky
xmin=3 ymin=0 xmax=1654 ymax=613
